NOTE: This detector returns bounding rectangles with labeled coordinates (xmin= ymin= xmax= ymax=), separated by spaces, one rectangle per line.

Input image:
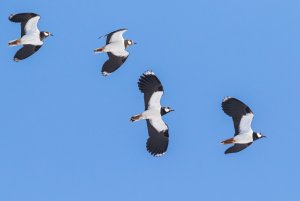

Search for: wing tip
xmin=153 ymin=152 xmax=167 ymax=157
xmin=144 ymin=70 xmax=155 ymax=76
xmin=222 ymin=96 xmax=232 ymax=103
xmin=8 ymin=14 xmax=14 ymax=20
xmin=8 ymin=13 xmax=40 ymax=21
xmin=146 ymin=134 xmax=169 ymax=157
xmin=117 ymin=28 xmax=128 ymax=32
xmin=224 ymin=146 xmax=235 ymax=154
xmin=13 ymin=57 xmax=20 ymax=62
xmin=102 ymin=71 xmax=111 ymax=76
xmin=147 ymin=148 xmax=167 ymax=157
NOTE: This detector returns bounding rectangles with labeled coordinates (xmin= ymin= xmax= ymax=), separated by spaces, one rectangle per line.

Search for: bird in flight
xmin=94 ymin=28 xmax=136 ymax=76
xmin=131 ymin=70 xmax=174 ymax=157
xmin=221 ymin=97 xmax=265 ymax=154
xmin=8 ymin=13 xmax=52 ymax=61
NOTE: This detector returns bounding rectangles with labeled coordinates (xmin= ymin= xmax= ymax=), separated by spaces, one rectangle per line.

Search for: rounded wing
xmin=9 ymin=13 xmax=40 ymax=36
xmin=24 ymin=16 xmax=40 ymax=35
xmin=138 ymin=70 xmax=164 ymax=110
xmin=105 ymin=29 xmax=128 ymax=44
xmin=14 ymin=45 xmax=42 ymax=62
xmin=146 ymin=120 xmax=169 ymax=157
xmin=101 ymin=52 xmax=129 ymax=76
xmin=222 ymin=97 xmax=254 ymax=135
xmin=224 ymin=143 xmax=253 ymax=154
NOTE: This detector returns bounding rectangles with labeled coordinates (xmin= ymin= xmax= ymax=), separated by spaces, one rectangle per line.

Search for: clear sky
xmin=1 ymin=0 xmax=300 ymax=200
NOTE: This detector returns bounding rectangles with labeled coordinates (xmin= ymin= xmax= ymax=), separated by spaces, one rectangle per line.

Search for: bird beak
xmin=170 ymin=109 xmax=175 ymax=112
xmin=134 ymin=42 xmax=137 ymax=45
xmin=261 ymin=135 xmax=266 ymax=138
xmin=50 ymin=33 xmax=54 ymax=36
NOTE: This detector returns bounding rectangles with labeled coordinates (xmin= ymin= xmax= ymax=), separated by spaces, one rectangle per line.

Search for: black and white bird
xmin=130 ymin=70 xmax=174 ymax=157
xmin=8 ymin=13 xmax=52 ymax=61
xmin=221 ymin=97 xmax=265 ymax=154
xmin=94 ymin=28 xmax=136 ymax=76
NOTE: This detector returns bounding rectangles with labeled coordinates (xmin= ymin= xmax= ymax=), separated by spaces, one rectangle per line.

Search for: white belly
xmin=234 ymin=132 xmax=253 ymax=144
xmin=21 ymin=34 xmax=43 ymax=46
xmin=104 ymin=42 xmax=124 ymax=52
xmin=141 ymin=109 xmax=160 ymax=120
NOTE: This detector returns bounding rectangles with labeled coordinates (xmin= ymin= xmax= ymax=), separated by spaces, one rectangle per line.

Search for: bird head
xmin=41 ymin=31 xmax=53 ymax=39
xmin=253 ymin=132 xmax=266 ymax=140
xmin=161 ymin=107 xmax=174 ymax=116
xmin=125 ymin=39 xmax=136 ymax=47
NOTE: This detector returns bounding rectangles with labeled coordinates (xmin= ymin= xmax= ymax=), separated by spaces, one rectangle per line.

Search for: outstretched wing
xmin=146 ymin=119 xmax=169 ymax=157
xmin=222 ymin=97 xmax=254 ymax=135
xmin=105 ymin=29 xmax=128 ymax=44
xmin=14 ymin=45 xmax=42 ymax=62
xmin=9 ymin=13 xmax=40 ymax=36
xmin=138 ymin=71 xmax=164 ymax=110
xmin=101 ymin=52 xmax=129 ymax=76
xmin=225 ymin=143 xmax=252 ymax=154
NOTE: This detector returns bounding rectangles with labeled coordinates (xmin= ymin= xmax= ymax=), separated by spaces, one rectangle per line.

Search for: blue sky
xmin=1 ymin=0 xmax=300 ymax=200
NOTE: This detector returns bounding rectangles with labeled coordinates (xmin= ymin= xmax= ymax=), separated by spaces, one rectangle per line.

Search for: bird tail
xmin=221 ymin=138 xmax=235 ymax=144
xmin=94 ymin=47 xmax=105 ymax=53
xmin=130 ymin=114 xmax=142 ymax=122
xmin=8 ymin=39 xmax=21 ymax=46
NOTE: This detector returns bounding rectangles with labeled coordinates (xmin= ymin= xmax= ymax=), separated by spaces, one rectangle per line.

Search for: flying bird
xmin=130 ymin=70 xmax=174 ymax=157
xmin=94 ymin=28 xmax=136 ymax=76
xmin=8 ymin=13 xmax=52 ymax=61
xmin=221 ymin=97 xmax=265 ymax=154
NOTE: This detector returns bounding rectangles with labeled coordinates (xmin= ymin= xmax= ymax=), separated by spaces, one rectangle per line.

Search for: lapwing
xmin=8 ymin=13 xmax=52 ymax=62
xmin=94 ymin=28 xmax=136 ymax=76
xmin=130 ymin=70 xmax=174 ymax=157
xmin=221 ymin=97 xmax=265 ymax=154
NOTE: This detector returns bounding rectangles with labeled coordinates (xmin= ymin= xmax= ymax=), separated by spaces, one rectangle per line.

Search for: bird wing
xmin=106 ymin=29 xmax=128 ymax=44
xmin=222 ymin=97 xmax=254 ymax=135
xmin=239 ymin=113 xmax=254 ymax=134
xmin=110 ymin=49 xmax=129 ymax=57
xmin=224 ymin=143 xmax=253 ymax=154
xmin=9 ymin=13 xmax=39 ymax=37
xmin=24 ymin=16 xmax=40 ymax=35
xmin=101 ymin=52 xmax=129 ymax=76
xmin=138 ymin=71 xmax=164 ymax=110
xmin=146 ymin=119 xmax=169 ymax=156
xmin=13 ymin=45 xmax=42 ymax=62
